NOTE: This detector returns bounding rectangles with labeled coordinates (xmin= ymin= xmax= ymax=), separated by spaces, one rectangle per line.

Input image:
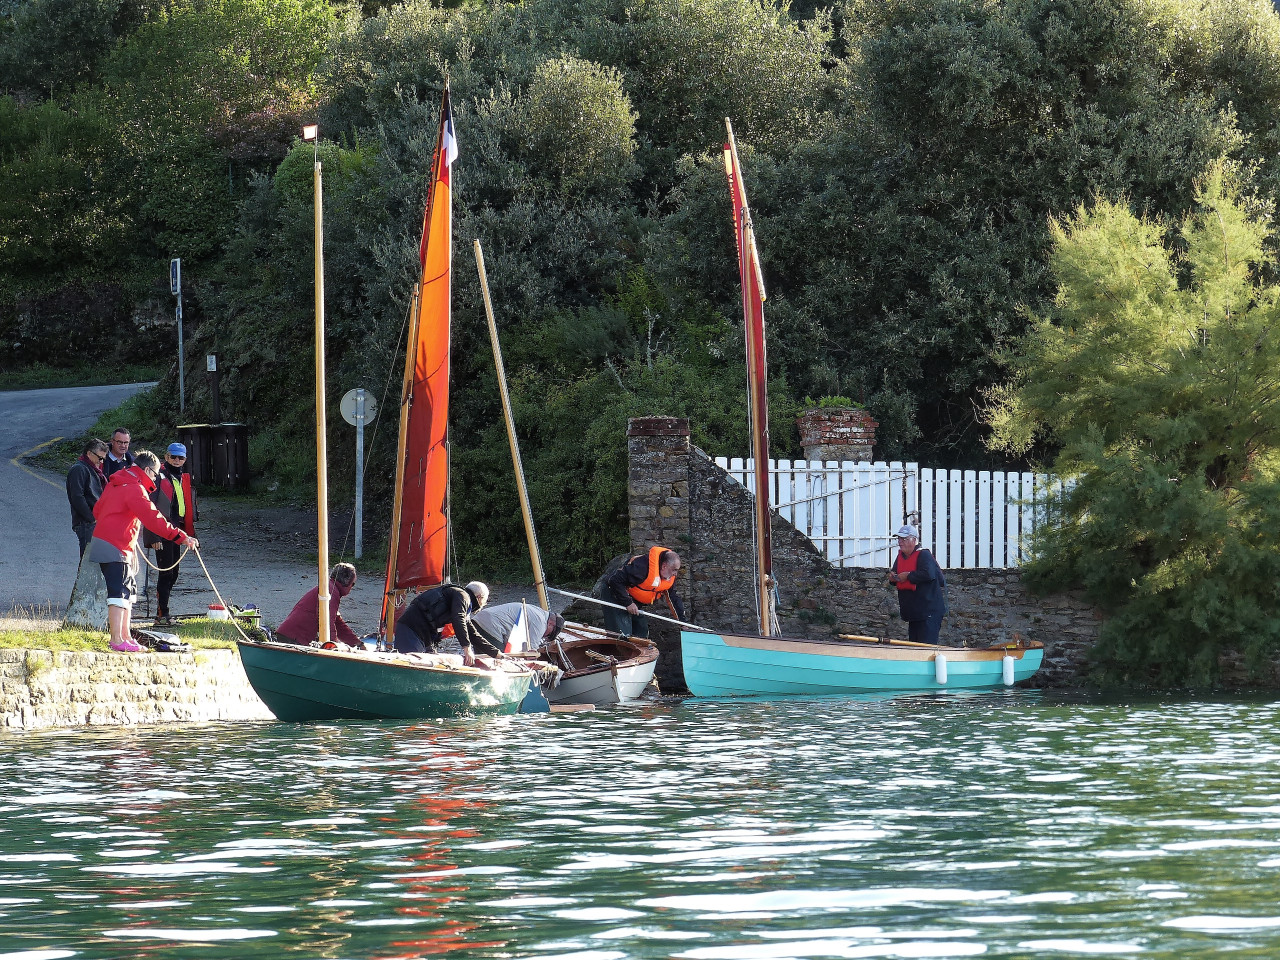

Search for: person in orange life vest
xmin=888 ymin=524 xmax=947 ymax=644
xmin=594 ymin=546 xmax=684 ymax=639
xmin=142 ymin=443 xmax=197 ymax=623
xmin=87 ymin=451 xmax=198 ymax=653
xmin=275 ymin=562 xmax=365 ymax=650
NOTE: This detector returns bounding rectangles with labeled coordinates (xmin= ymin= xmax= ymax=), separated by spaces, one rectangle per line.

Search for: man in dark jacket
xmin=593 ymin=546 xmax=684 ymax=639
xmin=143 ymin=443 xmax=198 ymax=622
xmin=888 ymin=524 xmax=947 ymax=644
xmin=393 ymin=581 xmax=498 ymax=667
xmin=103 ymin=428 xmax=136 ymax=477
xmin=66 ymin=439 xmax=109 ymax=556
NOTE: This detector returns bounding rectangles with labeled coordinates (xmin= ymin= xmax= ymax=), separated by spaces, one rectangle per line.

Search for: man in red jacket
xmin=88 ymin=451 xmax=199 ymax=653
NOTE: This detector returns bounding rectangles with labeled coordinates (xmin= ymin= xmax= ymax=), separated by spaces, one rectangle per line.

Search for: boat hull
xmin=538 ymin=633 xmax=658 ymax=707
xmin=547 ymin=657 xmax=657 ymax=706
xmin=237 ymin=641 xmax=531 ymax=721
xmin=681 ymin=630 xmax=1043 ymax=697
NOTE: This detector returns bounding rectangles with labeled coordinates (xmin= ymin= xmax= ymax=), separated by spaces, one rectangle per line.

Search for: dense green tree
xmin=988 ymin=165 xmax=1280 ymax=686
xmin=0 ymin=0 xmax=155 ymax=98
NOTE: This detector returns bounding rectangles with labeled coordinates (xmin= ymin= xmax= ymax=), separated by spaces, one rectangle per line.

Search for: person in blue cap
xmin=143 ymin=442 xmax=198 ymax=623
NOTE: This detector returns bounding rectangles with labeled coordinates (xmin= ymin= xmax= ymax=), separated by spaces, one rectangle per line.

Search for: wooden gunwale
xmin=237 ymin=639 xmax=515 ymax=679
xmin=715 ymin=632 xmax=1043 ymax=662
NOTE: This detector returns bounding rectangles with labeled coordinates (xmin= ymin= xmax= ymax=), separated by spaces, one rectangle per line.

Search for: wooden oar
xmin=548 ymin=587 xmax=706 ymax=631
xmin=837 ymin=633 xmax=940 ymax=649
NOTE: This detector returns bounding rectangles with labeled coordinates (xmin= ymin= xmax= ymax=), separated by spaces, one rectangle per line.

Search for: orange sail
xmin=724 ymin=121 xmax=776 ymax=635
xmin=384 ymin=88 xmax=458 ymax=630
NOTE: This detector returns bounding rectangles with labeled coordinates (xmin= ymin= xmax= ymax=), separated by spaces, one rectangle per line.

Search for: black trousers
xmin=155 ymin=540 xmax=182 ymax=614
xmin=907 ymin=615 xmax=943 ymax=645
xmin=393 ymin=621 xmax=439 ymax=654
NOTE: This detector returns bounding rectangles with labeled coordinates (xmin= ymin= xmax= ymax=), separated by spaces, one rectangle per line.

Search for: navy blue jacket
xmin=891 ymin=548 xmax=947 ymax=621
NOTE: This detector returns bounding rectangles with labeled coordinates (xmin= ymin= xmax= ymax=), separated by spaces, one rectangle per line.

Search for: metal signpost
xmin=207 ymin=353 xmax=220 ymax=423
xmin=171 ymin=258 xmax=184 ymax=414
xmin=340 ymin=387 xmax=377 ymax=558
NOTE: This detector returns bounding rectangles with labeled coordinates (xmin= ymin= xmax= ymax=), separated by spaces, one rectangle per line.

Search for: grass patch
xmin=0 ymin=363 xmax=166 ymax=392
xmin=0 ymin=617 xmax=260 ymax=653
xmin=30 ymin=387 xmax=172 ymax=472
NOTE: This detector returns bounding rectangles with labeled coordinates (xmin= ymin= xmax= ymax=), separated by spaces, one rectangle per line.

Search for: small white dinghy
xmin=535 ymin=624 xmax=658 ymax=707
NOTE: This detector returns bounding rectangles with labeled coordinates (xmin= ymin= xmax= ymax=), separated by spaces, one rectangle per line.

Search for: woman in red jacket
xmin=88 ymin=451 xmax=199 ymax=653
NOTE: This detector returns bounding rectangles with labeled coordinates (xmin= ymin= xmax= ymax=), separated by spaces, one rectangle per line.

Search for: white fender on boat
xmin=1002 ymin=654 xmax=1016 ymax=686
xmin=934 ymin=653 xmax=948 ymax=685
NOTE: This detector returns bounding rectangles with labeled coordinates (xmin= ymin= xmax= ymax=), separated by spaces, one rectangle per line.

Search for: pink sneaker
xmin=109 ymin=639 xmax=146 ymax=653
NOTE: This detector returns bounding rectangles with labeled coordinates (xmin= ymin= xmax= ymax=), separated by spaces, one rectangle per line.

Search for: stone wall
xmin=0 ymin=648 xmax=272 ymax=730
xmin=622 ymin=417 xmax=1098 ymax=691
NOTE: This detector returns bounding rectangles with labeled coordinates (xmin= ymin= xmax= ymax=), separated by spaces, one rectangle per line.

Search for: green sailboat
xmin=238 ymin=89 xmax=531 ymax=720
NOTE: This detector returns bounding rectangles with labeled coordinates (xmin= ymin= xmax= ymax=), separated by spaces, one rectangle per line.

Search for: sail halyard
xmin=382 ymin=87 xmax=457 ymax=636
xmin=724 ymin=119 xmax=778 ymax=637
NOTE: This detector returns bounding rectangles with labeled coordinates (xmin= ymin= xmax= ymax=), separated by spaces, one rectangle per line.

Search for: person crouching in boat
xmin=88 ymin=451 xmax=199 ymax=653
xmin=888 ymin=524 xmax=947 ymax=644
xmin=593 ymin=546 xmax=684 ymax=640
xmin=393 ymin=581 xmax=500 ymax=668
xmin=275 ymin=562 xmax=365 ymax=650
xmin=472 ymin=602 xmax=566 ymax=653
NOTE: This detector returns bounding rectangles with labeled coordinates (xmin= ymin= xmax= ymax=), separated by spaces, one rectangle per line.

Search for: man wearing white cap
xmin=143 ymin=442 xmax=197 ymax=623
xmin=888 ymin=524 xmax=947 ymax=644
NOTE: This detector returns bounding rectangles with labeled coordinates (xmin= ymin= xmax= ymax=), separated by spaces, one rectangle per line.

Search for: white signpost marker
xmin=340 ymin=387 xmax=377 ymax=558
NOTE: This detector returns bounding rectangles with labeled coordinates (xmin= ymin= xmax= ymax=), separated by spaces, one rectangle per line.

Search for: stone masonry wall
xmin=624 ymin=417 xmax=1098 ymax=691
xmin=0 ymin=648 xmax=272 ymax=730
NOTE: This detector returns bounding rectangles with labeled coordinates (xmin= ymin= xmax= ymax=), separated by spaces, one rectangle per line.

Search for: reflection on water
xmin=2 ymin=693 xmax=1280 ymax=958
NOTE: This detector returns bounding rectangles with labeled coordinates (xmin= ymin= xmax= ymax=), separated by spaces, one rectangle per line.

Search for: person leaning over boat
xmin=142 ymin=443 xmax=197 ymax=624
xmin=393 ymin=581 xmax=498 ymax=667
xmin=66 ymin=438 xmax=108 ymax=556
xmin=888 ymin=524 xmax=947 ymax=644
xmin=275 ymin=563 xmax=365 ymax=650
xmin=472 ymin=602 xmax=566 ymax=653
xmin=88 ymin=451 xmax=198 ymax=653
xmin=593 ymin=546 xmax=684 ymax=639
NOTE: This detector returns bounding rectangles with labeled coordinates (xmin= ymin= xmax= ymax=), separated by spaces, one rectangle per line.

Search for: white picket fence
xmin=714 ymin=458 xmax=1053 ymax=569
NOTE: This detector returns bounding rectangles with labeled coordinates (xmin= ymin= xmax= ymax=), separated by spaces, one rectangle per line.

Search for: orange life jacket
xmin=893 ymin=548 xmax=920 ymax=592
xmin=626 ymin=545 xmax=677 ymax=606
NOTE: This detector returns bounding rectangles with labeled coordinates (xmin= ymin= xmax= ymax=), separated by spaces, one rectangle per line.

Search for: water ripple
xmin=0 ymin=695 xmax=1279 ymax=958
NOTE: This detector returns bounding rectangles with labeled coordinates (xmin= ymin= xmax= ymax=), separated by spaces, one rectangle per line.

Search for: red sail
xmin=388 ymin=90 xmax=458 ymax=599
xmin=724 ymin=137 xmax=773 ymax=583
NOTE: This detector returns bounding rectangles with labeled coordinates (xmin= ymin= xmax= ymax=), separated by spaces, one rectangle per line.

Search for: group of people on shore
xmin=66 ymin=432 xmax=944 ymax=653
xmin=65 ymin=427 xmax=199 ymax=652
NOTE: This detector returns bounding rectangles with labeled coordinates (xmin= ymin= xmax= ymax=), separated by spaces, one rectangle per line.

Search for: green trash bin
xmin=176 ymin=424 xmax=213 ymax=486
xmin=211 ymin=422 xmax=249 ymax=490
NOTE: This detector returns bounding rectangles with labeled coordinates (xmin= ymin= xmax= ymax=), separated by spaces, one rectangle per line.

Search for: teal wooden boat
xmin=681 ymin=631 xmax=1044 ymax=697
xmin=679 ymin=122 xmax=1046 ymax=699
xmin=237 ymin=639 xmax=530 ymax=721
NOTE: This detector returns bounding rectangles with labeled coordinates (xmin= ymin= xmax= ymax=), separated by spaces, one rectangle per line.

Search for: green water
xmin=3 ymin=692 xmax=1280 ymax=959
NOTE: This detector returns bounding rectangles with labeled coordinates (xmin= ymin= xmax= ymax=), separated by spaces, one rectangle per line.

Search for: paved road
xmin=0 ymin=383 xmax=156 ymax=617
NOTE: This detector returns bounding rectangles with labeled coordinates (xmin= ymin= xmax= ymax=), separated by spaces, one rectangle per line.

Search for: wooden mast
xmin=473 ymin=240 xmax=550 ymax=610
xmin=725 ymin=119 xmax=777 ymax=637
xmin=382 ymin=284 xmax=421 ymax=638
xmin=311 ymin=131 xmax=331 ymax=646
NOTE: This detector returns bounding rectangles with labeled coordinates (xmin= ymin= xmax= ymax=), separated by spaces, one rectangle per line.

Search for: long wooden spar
xmin=473 ymin=240 xmax=550 ymax=611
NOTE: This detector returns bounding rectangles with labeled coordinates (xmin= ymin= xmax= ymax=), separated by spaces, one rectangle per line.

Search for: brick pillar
xmin=797 ymin=407 xmax=878 ymax=462
xmin=626 ymin=416 xmax=691 ymax=693
xmin=627 ymin=416 xmax=691 ymax=552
